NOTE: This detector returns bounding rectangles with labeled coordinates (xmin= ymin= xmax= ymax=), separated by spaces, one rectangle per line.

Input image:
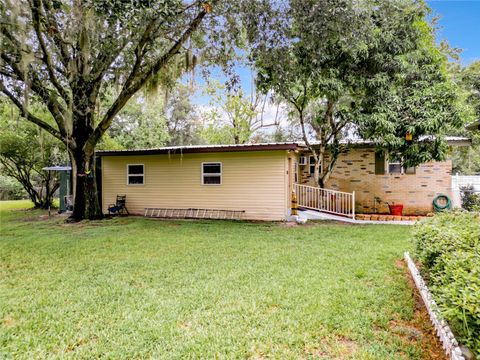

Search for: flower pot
xmin=388 ymin=204 xmax=404 ymax=216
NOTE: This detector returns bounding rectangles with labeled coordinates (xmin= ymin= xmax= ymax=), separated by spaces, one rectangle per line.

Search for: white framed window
xmin=202 ymin=162 xmax=222 ymax=185
xmin=388 ymin=154 xmax=403 ymax=174
xmin=299 ymin=155 xmax=307 ymax=166
xmin=387 ymin=154 xmax=416 ymax=175
xmin=127 ymin=164 xmax=145 ymax=185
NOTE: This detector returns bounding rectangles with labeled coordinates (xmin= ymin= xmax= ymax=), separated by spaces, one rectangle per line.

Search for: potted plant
xmin=387 ymin=202 xmax=404 ymax=216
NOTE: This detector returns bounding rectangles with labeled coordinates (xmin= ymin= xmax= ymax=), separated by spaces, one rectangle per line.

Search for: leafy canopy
xmin=251 ymin=0 xmax=465 ymax=170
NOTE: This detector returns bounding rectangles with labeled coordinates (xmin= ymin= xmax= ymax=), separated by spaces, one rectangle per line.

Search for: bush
xmin=461 ymin=185 xmax=480 ymax=211
xmin=0 ymin=174 xmax=26 ymax=200
xmin=413 ymin=212 xmax=480 ymax=355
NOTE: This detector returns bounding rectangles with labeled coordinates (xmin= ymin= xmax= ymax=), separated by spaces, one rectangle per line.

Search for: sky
xmin=427 ymin=0 xmax=480 ymax=65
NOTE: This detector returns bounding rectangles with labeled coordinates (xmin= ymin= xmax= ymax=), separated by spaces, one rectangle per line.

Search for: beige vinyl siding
xmin=101 ymin=150 xmax=289 ymax=220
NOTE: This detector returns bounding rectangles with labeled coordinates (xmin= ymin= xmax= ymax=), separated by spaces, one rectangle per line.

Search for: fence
xmin=451 ymin=175 xmax=480 ymax=207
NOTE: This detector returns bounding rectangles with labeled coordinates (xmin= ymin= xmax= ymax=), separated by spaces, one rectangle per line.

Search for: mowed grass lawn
xmin=1 ymin=201 xmax=434 ymax=359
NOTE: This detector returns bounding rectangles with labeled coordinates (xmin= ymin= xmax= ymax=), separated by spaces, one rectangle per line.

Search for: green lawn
xmin=0 ymin=201 xmax=436 ymax=359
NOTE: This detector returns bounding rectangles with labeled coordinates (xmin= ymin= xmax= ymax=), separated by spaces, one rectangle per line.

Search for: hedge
xmin=413 ymin=212 xmax=480 ymax=356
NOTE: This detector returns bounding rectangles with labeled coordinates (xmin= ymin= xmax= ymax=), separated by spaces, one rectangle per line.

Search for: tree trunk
xmin=314 ymin=161 xmax=323 ymax=188
xmin=70 ymin=150 xmax=102 ymax=221
xmin=68 ymin=84 xmax=103 ymax=221
xmin=16 ymin=175 xmax=43 ymax=208
xmin=316 ymin=144 xmax=326 ymax=188
xmin=318 ymin=145 xmax=340 ymax=190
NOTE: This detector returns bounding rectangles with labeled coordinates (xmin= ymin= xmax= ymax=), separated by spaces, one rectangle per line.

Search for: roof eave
xmin=95 ymin=143 xmax=304 ymax=156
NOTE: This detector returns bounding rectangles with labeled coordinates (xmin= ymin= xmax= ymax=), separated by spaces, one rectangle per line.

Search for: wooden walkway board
xmin=144 ymin=208 xmax=245 ymax=220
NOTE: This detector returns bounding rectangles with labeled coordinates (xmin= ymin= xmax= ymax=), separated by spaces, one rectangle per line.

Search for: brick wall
xmin=299 ymin=147 xmax=453 ymax=215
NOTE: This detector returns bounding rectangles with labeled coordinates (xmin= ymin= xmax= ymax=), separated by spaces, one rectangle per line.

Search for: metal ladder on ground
xmin=144 ymin=208 xmax=245 ymax=220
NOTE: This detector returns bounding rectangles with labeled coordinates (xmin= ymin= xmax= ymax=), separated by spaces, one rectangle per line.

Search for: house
xmin=96 ymin=137 xmax=469 ymax=221
xmin=96 ymin=143 xmax=301 ymax=221
xmin=297 ymin=137 xmax=470 ymax=215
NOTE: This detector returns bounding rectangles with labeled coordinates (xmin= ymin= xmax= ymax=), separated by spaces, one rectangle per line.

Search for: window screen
xmin=202 ymin=162 xmax=222 ymax=185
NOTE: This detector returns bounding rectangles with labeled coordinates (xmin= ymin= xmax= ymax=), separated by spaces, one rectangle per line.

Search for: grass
xmin=0 ymin=200 xmax=34 ymax=211
xmin=0 ymin=201 xmax=436 ymax=359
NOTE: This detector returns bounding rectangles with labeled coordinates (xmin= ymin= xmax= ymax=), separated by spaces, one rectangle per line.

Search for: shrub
xmin=0 ymin=174 xmax=26 ymax=200
xmin=413 ymin=212 xmax=480 ymax=355
xmin=461 ymin=185 xmax=480 ymax=211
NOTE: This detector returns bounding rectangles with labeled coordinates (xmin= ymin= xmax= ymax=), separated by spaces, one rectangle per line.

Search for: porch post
xmin=352 ymin=191 xmax=356 ymax=220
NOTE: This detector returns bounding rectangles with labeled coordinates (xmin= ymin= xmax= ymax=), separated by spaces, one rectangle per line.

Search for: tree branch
xmin=1 ymin=52 xmax=68 ymax=137
xmin=91 ymin=2 xmax=199 ymax=89
xmin=87 ymin=8 xmax=208 ymax=151
xmin=122 ymin=18 xmax=162 ymax=91
xmin=0 ymin=81 xmax=64 ymax=141
xmin=41 ymin=0 xmax=71 ymax=69
xmin=30 ymin=0 xmax=71 ymax=105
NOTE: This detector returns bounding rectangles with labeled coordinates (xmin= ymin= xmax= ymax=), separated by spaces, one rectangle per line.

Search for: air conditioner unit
xmin=299 ymin=156 xmax=307 ymax=165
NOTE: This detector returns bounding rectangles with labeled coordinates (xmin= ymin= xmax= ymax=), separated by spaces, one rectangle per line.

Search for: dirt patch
xmin=66 ymin=338 xmax=87 ymax=352
xmin=14 ymin=211 xmax=70 ymax=223
xmin=54 ymin=216 xmax=131 ymax=228
xmin=1 ymin=315 xmax=17 ymax=328
xmin=280 ymin=221 xmax=299 ymax=228
xmin=64 ymin=336 xmax=98 ymax=353
xmin=248 ymin=349 xmax=268 ymax=360
xmin=304 ymin=336 xmax=358 ymax=359
xmin=337 ymin=336 xmax=359 ymax=355
xmin=304 ymin=345 xmax=329 ymax=358
xmin=15 ymin=214 xmax=52 ymax=222
xmin=394 ymin=259 xmax=447 ymax=360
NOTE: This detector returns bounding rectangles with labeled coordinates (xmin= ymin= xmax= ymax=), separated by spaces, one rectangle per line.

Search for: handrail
xmin=294 ymin=183 xmax=354 ymax=196
xmin=294 ymin=183 xmax=356 ymax=219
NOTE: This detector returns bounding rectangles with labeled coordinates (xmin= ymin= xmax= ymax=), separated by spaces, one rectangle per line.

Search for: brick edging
xmin=403 ymin=252 xmax=465 ymax=360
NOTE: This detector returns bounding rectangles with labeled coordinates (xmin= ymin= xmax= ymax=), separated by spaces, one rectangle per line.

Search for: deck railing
xmin=294 ymin=184 xmax=355 ymax=219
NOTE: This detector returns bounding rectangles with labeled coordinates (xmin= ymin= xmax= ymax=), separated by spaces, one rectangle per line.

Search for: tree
xmin=201 ymin=81 xmax=279 ymax=144
xmin=0 ymin=0 xmax=261 ymax=220
xmin=164 ymin=84 xmax=202 ymax=146
xmin=450 ymin=61 xmax=480 ymax=174
xmin=0 ymin=101 xmax=66 ymax=208
xmin=0 ymin=174 xmax=26 ymax=200
xmin=251 ymin=0 xmax=464 ymax=187
xmin=105 ymin=90 xmax=170 ymax=150
xmin=460 ymin=61 xmax=480 ymax=116
xmin=357 ymin=18 xmax=466 ymax=168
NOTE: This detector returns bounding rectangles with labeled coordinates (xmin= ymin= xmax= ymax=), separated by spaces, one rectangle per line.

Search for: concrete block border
xmin=404 ymin=252 xmax=465 ymax=360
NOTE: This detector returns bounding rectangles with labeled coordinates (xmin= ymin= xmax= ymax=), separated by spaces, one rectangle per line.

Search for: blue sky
xmin=427 ymin=0 xmax=480 ymax=65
